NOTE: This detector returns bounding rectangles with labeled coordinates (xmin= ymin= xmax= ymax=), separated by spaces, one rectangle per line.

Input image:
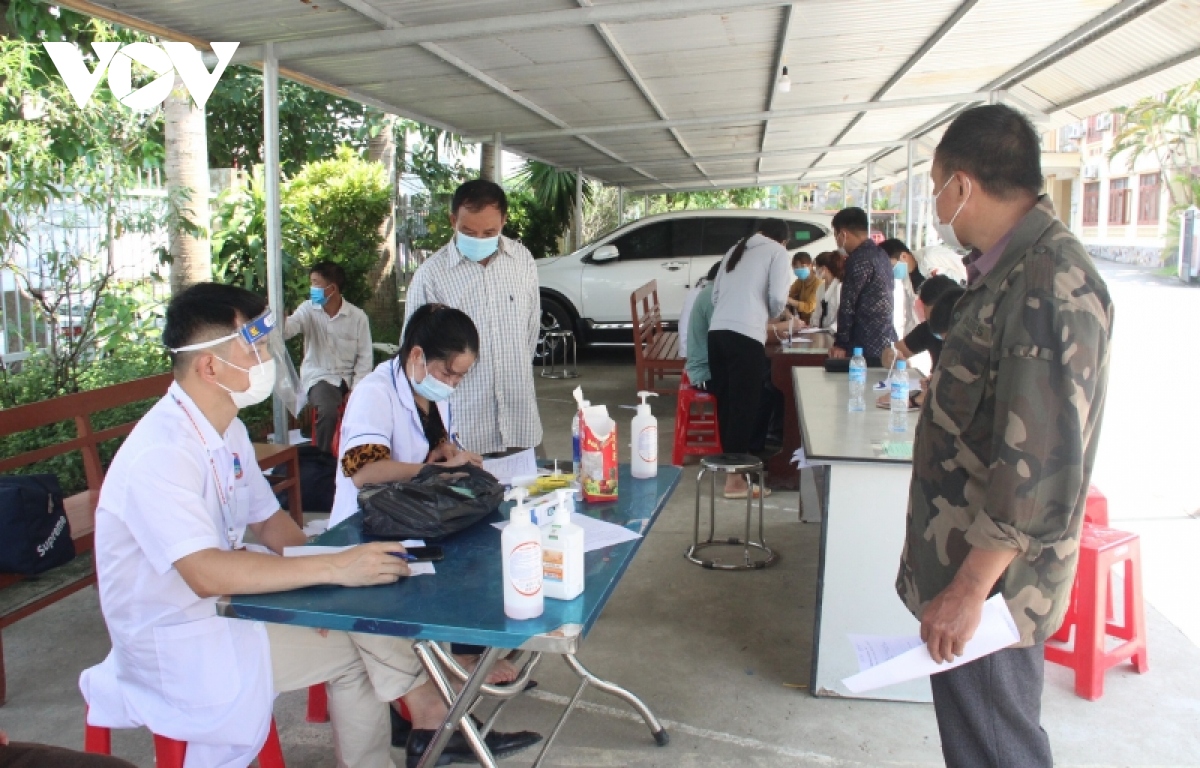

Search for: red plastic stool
xmin=1044 ymin=524 xmax=1148 ymax=700
xmin=1051 ymin=486 xmax=1113 ymax=643
xmin=672 ymin=372 xmax=722 ymax=465
xmin=85 ymin=716 xmax=286 ymax=767
xmin=307 ymin=683 xmax=330 ymax=723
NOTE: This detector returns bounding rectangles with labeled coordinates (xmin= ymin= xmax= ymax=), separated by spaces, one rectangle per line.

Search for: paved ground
xmin=3 ymin=259 xmax=1198 ymax=766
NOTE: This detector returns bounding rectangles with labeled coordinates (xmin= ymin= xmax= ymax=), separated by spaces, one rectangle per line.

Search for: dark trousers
xmin=309 ymin=380 xmax=348 ymax=455
xmin=707 ymin=330 xmax=766 ymax=455
xmin=930 ymin=643 xmax=1053 ymax=768
xmin=0 ymin=743 xmax=135 ymax=768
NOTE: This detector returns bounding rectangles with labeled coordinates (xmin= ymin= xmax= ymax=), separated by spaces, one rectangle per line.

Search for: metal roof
xmin=57 ymin=0 xmax=1200 ymax=192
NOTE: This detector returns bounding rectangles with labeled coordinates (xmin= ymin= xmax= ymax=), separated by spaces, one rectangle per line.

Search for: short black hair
xmin=935 ymin=104 xmax=1043 ymax=200
xmin=927 ymin=285 xmax=966 ymax=337
xmin=451 ymin=179 xmax=508 ymax=218
xmin=879 ymin=239 xmax=910 ymax=259
xmin=400 ymin=303 xmax=480 ymax=365
xmin=917 ymin=274 xmax=959 ymax=307
xmin=310 ymin=261 xmax=346 ymax=291
xmin=792 ymin=251 xmax=813 ymax=266
xmin=163 ymin=282 xmax=268 ymax=373
xmin=831 ymin=207 xmax=868 ymax=234
xmin=705 ymin=260 xmax=721 ymax=282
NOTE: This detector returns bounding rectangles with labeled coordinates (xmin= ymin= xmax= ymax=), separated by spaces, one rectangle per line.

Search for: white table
xmin=793 ymin=367 xmax=931 ymax=703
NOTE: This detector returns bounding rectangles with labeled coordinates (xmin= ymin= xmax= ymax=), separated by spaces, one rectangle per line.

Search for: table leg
xmin=528 ymin=654 xmax=669 ymax=767
xmin=412 ymin=642 xmax=504 ymax=768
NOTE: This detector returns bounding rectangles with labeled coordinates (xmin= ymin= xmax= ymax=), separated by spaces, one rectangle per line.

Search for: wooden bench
xmin=631 ymin=280 xmax=684 ymax=394
xmin=0 ymin=373 xmax=303 ymax=705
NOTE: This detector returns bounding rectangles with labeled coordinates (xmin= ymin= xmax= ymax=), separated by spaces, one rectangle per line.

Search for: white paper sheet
xmin=302 ymin=518 xmax=329 ymax=537
xmin=492 ymin=514 xmax=642 ymax=553
xmin=283 ymin=540 xmax=435 ymax=575
xmin=482 ymin=449 xmax=538 ymax=486
xmin=267 ymin=429 xmax=310 ymax=446
xmin=790 ymin=447 xmax=829 ymax=469
xmin=841 ymin=595 xmax=1021 ymax=694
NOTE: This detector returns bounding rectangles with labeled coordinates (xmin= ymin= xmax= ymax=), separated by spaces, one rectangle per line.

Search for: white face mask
xmin=934 ymin=175 xmax=972 ymax=250
xmin=215 ymin=356 xmax=277 ymax=408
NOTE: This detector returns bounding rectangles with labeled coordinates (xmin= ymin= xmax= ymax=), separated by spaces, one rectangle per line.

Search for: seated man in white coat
xmin=80 ymin=283 xmax=539 ymax=768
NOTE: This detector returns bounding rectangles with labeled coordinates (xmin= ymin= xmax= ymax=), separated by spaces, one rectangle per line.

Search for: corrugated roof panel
xmin=369 ymin=0 xmax=575 ymax=28
xmin=105 ymin=0 xmax=379 ymax=44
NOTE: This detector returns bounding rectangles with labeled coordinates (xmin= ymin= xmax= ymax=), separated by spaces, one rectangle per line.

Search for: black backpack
xmin=276 ymin=445 xmax=338 ymax=514
xmin=0 ymin=474 xmax=76 ymax=575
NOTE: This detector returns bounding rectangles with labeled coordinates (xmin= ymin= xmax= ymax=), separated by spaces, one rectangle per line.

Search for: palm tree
xmin=1109 ymin=81 xmax=1200 ymax=210
xmin=511 ymin=161 xmax=591 ymax=250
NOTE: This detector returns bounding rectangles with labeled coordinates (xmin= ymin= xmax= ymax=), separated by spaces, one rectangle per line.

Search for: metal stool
xmin=686 ymin=453 xmax=778 ymax=570
xmin=540 ymin=330 xmax=579 ymax=379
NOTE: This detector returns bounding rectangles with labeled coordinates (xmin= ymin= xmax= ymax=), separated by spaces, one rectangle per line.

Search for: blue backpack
xmin=0 ymin=474 xmax=76 ymax=575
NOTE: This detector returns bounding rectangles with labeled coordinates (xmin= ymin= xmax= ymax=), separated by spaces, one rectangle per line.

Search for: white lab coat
xmin=812 ymin=279 xmax=842 ymax=331
xmin=80 ymin=383 xmax=279 ymax=768
xmin=329 ymin=358 xmax=453 ymax=527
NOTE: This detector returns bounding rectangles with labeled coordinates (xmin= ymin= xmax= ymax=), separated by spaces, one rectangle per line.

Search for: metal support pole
xmin=841 ymin=175 xmax=848 ymax=208
xmin=643 ymin=193 xmax=649 ymax=218
xmin=905 ymin=140 xmax=915 ymax=245
xmin=492 ymin=132 xmax=503 ymax=183
xmin=617 ymin=186 xmax=625 ymax=225
xmin=574 ymin=168 xmax=584 ymax=251
xmin=865 ymin=162 xmax=874 ymax=236
xmin=263 ymin=43 xmax=288 ymax=446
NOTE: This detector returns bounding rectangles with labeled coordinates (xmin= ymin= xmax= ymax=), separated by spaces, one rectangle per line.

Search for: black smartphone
xmin=402 ymin=546 xmax=444 ymax=563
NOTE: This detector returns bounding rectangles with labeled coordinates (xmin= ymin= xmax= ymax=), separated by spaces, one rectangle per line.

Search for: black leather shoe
xmin=405 ymin=727 xmax=542 ymax=767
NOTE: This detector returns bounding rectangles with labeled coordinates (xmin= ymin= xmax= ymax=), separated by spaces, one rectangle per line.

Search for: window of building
xmin=1086 ymin=115 xmax=1101 ymax=143
xmin=1083 ymin=182 xmax=1100 ymax=225
xmin=1108 ymin=177 xmax=1131 ymax=226
xmin=1138 ymin=173 xmax=1161 ymax=224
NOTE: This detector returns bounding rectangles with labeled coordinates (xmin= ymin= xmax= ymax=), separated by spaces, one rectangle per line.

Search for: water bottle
xmin=890 ymin=360 xmax=910 ymax=433
xmin=848 ymin=347 xmax=867 ymax=412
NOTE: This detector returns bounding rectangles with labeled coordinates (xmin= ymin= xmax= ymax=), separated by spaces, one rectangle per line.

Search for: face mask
xmin=934 ymin=175 xmax=972 ymax=250
xmin=893 ymin=261 xmax=909 ymax=280
xmin=409 ymin=353 xmax=456 ymax=402
xmin=310 ymin=286 xmax=327 ymax=307
xmin=794 ymin=267 xmax=811 ymax=280
xmin=457 ymin=232 xmax=500 ymax=262
xmin=215 ymin=356 xmax=277 ymax=409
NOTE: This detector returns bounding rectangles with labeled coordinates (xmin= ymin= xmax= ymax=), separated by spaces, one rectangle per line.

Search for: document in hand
xmin=841 ymin=594 xmax=1020 ymax=694
xmin=482 ymin=448 xmax=538 ymax=486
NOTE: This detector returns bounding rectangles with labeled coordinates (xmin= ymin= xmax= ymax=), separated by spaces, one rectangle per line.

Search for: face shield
xmin=169 ymin=309 xmax=306 ymax=416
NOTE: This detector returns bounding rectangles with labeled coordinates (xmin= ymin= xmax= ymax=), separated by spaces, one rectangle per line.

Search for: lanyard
xmin=171 ymin=393 xmax=241 ymax=550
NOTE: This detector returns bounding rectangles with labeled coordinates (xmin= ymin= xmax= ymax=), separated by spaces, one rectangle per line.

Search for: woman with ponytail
xmin=707 ymin=219 xmax=793 ymax=498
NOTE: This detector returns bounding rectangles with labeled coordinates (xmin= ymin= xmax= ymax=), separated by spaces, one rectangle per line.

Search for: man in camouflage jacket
xmin=897 ymin=105 xmax=1113 ymax=768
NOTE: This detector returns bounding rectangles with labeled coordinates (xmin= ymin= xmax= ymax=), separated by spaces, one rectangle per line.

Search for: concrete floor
xmin=4 ymin=321 xmax=1200 ymax=766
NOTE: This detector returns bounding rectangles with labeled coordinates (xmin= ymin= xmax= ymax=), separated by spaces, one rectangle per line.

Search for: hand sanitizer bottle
xmin=630 ymin=391 xmax=659 ymax=479
xmin=501 ymin=488 xmax=544 ymax=619
xmin=541 ymin=489 xmax=585 ymax=601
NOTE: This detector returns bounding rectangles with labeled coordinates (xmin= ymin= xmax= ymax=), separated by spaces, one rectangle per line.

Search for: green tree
xmin=511 ymin=162 xmax=591 ymax=251
xmin=1110 ymin=81 xmax=1200 ymax=211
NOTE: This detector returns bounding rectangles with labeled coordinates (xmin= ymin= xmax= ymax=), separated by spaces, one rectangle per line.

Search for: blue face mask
xmin=794 ymin=267 xmax=811 ymax=280
xmin=893 ymin=261 xmax=909 ymax=280
xmin=409 ymin=353 xmax=456 ymax=402
xmin=457 ymin=232 xmax=500 ymax=262
xmin=310 ymin=285 xmax=327 ymax=307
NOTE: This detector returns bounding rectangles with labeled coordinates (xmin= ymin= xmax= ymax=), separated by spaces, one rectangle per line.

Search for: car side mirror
xmin=592 ymin=244 xmax=619 ymax=263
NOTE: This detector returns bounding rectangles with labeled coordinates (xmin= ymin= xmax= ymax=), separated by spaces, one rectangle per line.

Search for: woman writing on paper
xmin=329 ymin=304 xmax=483 ymax=527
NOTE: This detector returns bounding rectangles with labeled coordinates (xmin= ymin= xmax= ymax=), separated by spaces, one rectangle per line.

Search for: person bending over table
xmin=330 ymin=302 xmax=531 ymax=743
xmin=708 ymin=219 xmax=792 ymax=499
xmin=881 ymin=275 xmax=962 ymax=372
xmin=877 ymin=281 xmax=965 ymax=411
xmin=683 ymin=261 xmax=722 ymax=389
xmin=79 ymin=284 xmax=540 ymax=768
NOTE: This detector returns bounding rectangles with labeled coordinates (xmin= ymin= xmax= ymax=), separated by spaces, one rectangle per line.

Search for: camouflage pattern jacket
xmin=896 ymin=196 xmax=1114 ymax=646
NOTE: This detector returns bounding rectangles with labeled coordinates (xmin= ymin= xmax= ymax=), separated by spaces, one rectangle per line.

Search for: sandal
xmin=723 ymin=485 xmax=771 ymax=500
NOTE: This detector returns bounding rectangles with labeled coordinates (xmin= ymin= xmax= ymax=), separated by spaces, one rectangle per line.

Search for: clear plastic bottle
xmin=889 ymin=359 xmax=910 ymax=433
xmin=848 ymin=347 xmax=867 ymax=412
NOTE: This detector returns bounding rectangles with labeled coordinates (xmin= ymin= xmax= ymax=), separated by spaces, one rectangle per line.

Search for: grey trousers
xmin=309 ymin=380 xmax=347 ymax=455
xmin=930 ymin=643 xmax=1053 ymax=768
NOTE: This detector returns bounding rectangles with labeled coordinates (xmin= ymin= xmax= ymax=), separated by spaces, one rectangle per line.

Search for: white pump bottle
xmin=541 ymin=489 xmax=585 ymax=601
xmin=630 ymin=390 xmax=659 ymax=479
xmin=501 ymin=487 xmax=544 ymax=620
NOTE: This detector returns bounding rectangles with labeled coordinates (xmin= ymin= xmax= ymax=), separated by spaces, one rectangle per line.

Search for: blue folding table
xmin=218 ymin=465 xmax=681 ymax=767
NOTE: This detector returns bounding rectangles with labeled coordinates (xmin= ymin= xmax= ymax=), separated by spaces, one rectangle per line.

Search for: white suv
xmin=537 ymin=209 xmax=835 ymax=346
